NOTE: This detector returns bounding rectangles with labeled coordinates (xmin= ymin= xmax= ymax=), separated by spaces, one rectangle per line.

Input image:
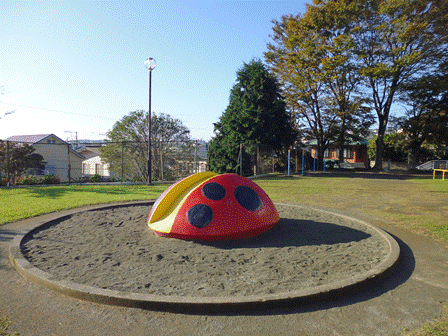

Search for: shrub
xmin=90 ymin=174 xmax=103 ymax=182
xmin=41 ymin=174 xmax=60 ymax=185
xmin=19 ymin=175 xmax=39 ymax=185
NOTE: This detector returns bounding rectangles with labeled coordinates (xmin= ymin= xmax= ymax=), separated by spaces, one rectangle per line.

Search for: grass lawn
xmin=256 ymin=175 xmax=448 ymax=245
xmin=256 ymin=174 xmax=448 ymax=336
xmin=0 ymin=184 xmax=169 ymax=225
xmin=1 ymin=175 xmax=448 ymax=335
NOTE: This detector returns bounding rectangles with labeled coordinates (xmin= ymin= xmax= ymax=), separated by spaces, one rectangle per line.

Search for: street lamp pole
xmin=145 ymin=57 xmax=156 ymax=185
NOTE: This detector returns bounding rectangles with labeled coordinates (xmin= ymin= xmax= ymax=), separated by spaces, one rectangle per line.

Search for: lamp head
xmin=145 ymin=57 xmax=157 ymax=71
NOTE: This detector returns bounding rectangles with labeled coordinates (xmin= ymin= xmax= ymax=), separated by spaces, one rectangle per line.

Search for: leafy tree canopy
xmin=209 ymin=59 xmax=297 ymax=175
xmin=100 ymin=111 xmax=191 ymax=181
xmin=0 ymin=141 xmax=43 ymax=183
xmin=265 ymin=4 xmax=375 ymax=169
xmin=397 ymin=64 xmax=448 ymax=166
xmin=266 ymin=0 xmax=448 ymax=170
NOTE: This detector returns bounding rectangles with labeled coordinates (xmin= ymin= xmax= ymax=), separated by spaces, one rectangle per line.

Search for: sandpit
xmin=10 ymin=201 xmax=399 ymax=312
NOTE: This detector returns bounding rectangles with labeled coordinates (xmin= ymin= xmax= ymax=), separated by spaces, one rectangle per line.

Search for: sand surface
xmin=21 ymin=203 xmax=389 ymax=297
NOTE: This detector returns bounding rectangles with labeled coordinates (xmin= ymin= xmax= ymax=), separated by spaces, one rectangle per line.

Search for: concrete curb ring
xmin=9 ymin=201 xmax=400 ymax=313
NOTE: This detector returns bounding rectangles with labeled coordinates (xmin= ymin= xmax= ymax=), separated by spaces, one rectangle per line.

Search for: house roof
xmin=76 ymin=146 xmax=102 ymax=155
xmin=6 ymin=134 xmax=85 ymax=159
xmin=6 ymin=134 xmax=55 ymax=144
xmin=307 ymin=138 xmax=368 ymax=146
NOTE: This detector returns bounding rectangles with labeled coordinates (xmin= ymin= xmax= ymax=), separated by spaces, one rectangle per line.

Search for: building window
xmin=95 ymin=164 xmax=100 ymax=175
xmin=344 ymin=148 xmax=351 ymax=158
xmin=47 ymin=165 xmax=56 ymax=175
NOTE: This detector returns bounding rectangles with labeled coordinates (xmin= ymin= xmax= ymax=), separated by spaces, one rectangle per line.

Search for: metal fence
xmin=0 ymin=138 xmax=312 ymax=185
xmin=94 ymin=140 xmax=207 ymax=182
xmin=0 ymin=139 xmax=208 ymax=184
xmin=225 ymin=143 xmax=308 ymax=177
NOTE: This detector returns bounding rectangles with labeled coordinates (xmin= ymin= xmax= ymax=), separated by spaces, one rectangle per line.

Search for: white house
xmin=76 ymin=145 xmax=111 ymax=179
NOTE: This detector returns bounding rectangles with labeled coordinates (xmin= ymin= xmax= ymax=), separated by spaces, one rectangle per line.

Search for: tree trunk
xmin=408 ymin=141 xmax=422 ymax=169
xmin=374 ymin=133 xmax=385 ymax=171
xmin=373 ymin=114 xmax=388 ymax=171
xmin=338 ymin=117 xmax=347 ymax=165
xmin=373 ymin=80 xmax=398 ymax=171
xmin=338 ymin=146 xmax=344 ymax=165
xmin=316 ymin=142 xmax=325 ymax=171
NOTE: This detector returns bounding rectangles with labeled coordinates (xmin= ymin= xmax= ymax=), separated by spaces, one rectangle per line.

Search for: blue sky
xmin=1 ymin=0 xmax=308 ymax=142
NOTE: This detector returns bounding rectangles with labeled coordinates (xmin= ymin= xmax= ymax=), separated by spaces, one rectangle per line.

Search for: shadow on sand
xmin=198 ymin=218 xmax=371 ymax=250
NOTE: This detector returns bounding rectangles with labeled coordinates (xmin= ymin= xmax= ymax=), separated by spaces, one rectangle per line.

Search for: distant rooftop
xmin=307 ymin=138 xmax=368 ymax=146
xmin=6 ymin=134 xmax=55 ymax=144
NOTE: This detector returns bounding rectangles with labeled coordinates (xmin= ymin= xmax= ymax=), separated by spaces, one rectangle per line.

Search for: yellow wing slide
xmin=148 ymin=171 xmax=218 ymax=233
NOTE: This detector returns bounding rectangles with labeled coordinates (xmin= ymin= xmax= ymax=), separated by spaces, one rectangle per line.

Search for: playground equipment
xmin=148 ymin=172 xmax=279 ymax=240
xmin=433 ymin=163 xmax=448 ymax=181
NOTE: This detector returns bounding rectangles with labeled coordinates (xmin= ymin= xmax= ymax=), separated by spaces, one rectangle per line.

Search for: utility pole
xmin=64 ymin=131 xmax=78 ymax=149
xmin=6 ymin=141 xmax=10 ymax=186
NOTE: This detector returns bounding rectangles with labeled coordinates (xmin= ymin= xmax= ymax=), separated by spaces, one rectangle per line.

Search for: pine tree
xmin=209 ymin=60 xmax=297 ymax=175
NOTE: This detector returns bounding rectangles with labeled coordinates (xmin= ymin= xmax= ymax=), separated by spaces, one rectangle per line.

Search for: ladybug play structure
xmin=148 ymin=172 xmax=279 ymax=240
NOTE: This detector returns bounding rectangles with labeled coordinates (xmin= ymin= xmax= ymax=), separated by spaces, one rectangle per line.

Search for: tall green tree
xmin=266 ymin=0 xmax=448 ymax=170
xmin=266 ymin=9 xmax=373 ymax=169
xmin=209 ymin=59 xmax=297 ymax=175
xmin=100 ymin=111 xmax=191 ymax=181
xmin=329 ymin=0 xmax=447 ymax=169
xmin=368 ymin=132 xmax=409 ymax=164
xmin=398 ymin=66 xmax=448 ymax=166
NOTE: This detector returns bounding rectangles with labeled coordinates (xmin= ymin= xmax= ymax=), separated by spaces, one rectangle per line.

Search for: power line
xmin=0 ymin=109 xmax=17 ymax=119
xmin=0 ymin=101 xmax=119 ymax=120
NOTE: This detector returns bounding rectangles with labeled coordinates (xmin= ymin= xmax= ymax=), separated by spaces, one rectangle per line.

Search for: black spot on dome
xmin=234 ymin=186 xmax=261 ymax=211
xmin=187 ymin=204 xmax=213 ymax=228
xmin=202 ymin=182 xmax=226 ymax=201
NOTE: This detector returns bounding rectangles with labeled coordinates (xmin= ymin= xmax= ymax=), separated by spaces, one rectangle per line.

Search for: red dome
xmin=148 ymin=172 xmax=279 ymax=240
